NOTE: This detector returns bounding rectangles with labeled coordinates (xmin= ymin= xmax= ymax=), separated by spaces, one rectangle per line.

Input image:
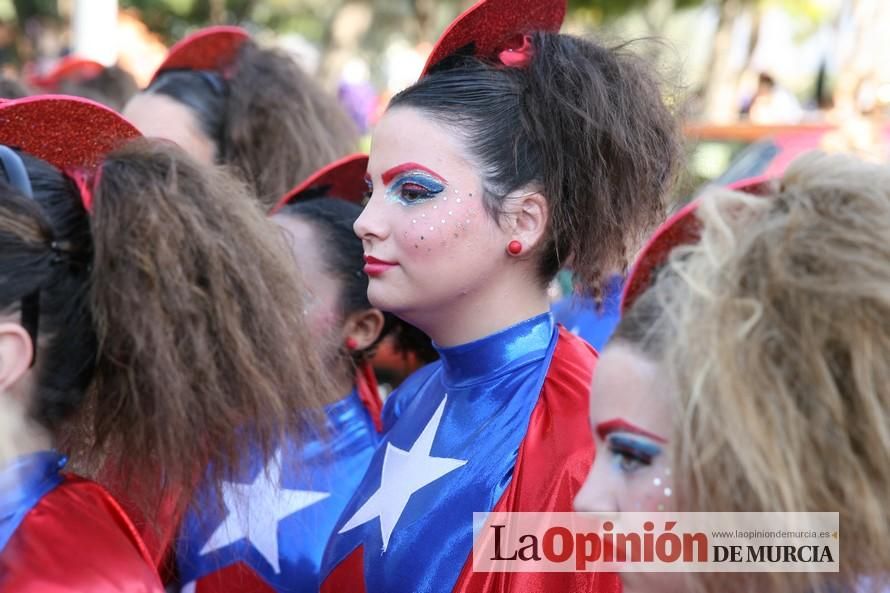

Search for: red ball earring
xmin=507 ymin=240 xmax=523 ymax=255
xmin=345 ymin=337 xmax=359 ymax=350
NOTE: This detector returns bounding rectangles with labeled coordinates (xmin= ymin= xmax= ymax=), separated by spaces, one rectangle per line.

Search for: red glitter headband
xmin=152 ymin=25 xmax=250 ymax=83
xmin=0 ymin=95 xmax=141 ymax=212
xmin=27 ymin=56 xmax=105 ymax=92
xmin=620 ymin=174 xmax=776 ymax=313
xmin=270 ymin=153 xmax=370 ymax=214
xmin=419 ymin=0 xmax=566 ymax=78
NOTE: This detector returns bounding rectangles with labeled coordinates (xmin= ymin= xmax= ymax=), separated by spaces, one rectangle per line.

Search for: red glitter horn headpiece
xmin=270 ymin=154 xmax=370 ymax=215
xmin=419 ymin=0 xmax=566 ymax=79
xmin=620 ymin=174 xmax=776 ymax=314
xmin=27 ymin=56 xmax=106 ymax=92
xmin=0 ymin=95 xmax=141 ymax=212
xmin=152 ymin=25 xmax=250 ymax=83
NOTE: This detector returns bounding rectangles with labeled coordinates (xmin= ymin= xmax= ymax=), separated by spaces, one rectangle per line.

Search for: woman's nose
xmin=574 ymin=457 xmax=620 ymax=514
xmin=353 ymin=190 xmax=389 ymax=242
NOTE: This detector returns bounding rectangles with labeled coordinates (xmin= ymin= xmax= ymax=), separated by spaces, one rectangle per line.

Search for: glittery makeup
xmin=605 ymin=433 xmax=663 ymax=474
xmin=385 ymin=173 xmax=447 ymax=207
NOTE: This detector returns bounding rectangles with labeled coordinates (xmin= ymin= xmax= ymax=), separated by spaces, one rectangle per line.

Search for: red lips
xmin=363 ymin=254 xmax=398 ymax=277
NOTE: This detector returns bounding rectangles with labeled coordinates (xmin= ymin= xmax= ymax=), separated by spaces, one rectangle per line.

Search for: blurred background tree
xmin=2 ymin=0 xmax=889 ymax=125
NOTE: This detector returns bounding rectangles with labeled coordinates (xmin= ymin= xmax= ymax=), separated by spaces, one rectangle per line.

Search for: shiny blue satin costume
xmin=321 ymin=313 xmax=558 ymax=593
xmin=0 ymin=452 xmax=64 ymax=552
xmin=176 ymin=388 xmax=380 ymax=592
xmin=551 ymin=275 xmax=624 ymax=351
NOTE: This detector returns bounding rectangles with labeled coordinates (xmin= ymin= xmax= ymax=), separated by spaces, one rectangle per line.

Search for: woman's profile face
xmin=274 ymin=214 xmax=344 ymax=363
xmin=123 ymin=93 xmax=217 ymax=165
xmin=574 ymin=342 xmax=682 ymax=593
xmin=575 ymin=342 xmax=674 ymax=513
xmin=354 ymin=107 xmax=512 ymax=329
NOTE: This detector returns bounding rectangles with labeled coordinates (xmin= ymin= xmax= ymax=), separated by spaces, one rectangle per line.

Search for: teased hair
xmin=658 ymin=152 xmax=890 ymax=593
xmin=0 ymin=139 xmax=332 ymax=522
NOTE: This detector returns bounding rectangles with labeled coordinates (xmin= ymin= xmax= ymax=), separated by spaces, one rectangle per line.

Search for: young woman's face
xmin=575 ymin=342 xmax=673 ymax=512
xmin=274 ymin=214 xmax=344 ymax=360
xmin=123 ymin=93 xmax=217 ymax=165
xmin=354 ymin=107 xmax=511 ymax=328
xmin=574 ymin=342 xmax=680 ymax=593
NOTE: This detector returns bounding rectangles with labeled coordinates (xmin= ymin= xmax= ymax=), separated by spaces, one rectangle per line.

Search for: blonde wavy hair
xmin=656 ymin=152 xmax=890 ymax=593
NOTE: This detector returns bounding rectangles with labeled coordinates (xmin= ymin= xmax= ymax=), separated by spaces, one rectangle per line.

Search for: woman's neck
xmin=418 ymin=280 xmax=551 ymax=348
xmin=0 ymin=400 xmax=52 ymax=466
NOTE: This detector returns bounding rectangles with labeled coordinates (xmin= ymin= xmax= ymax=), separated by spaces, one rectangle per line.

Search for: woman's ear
xmin=341 ymin=308 xmax=386 ymax=352
xmin=505 ymin=190 xmax=548 ymax=251
xmin=0 ymin=321 xmax=34 ymax=393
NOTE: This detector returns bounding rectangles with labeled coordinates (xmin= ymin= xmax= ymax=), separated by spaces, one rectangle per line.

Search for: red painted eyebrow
xmin=595 ymin=418 xmax=667 ymax=444
xmin=381 ymin=162 xmax=447 ymax=185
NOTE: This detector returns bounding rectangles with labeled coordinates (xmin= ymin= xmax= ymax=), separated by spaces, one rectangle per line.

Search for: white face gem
xmin=664 ymin=488 xmax=672 ymax=497
xmin=433 ymin=205 xmax=437 ymax=209
xmin=429 ymin=226 xmax=434 ymax=231
xmin=456 ymin=198 xmax=462 ymax=203
xmin=440 ymin=219 xmax=445 ymax=224
xmin=653 ymin=478 xmax=662 ymax=486
xmin=412 ymin=219 xmax=417 ymax=224
xmin=448 ymin=211 xmax=453 ymax=215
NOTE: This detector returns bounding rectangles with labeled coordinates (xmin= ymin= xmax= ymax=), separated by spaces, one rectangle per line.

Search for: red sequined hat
xmin=270 ymin=153 xmax=369 ymax=214
xmin=27 ymin=56 xmax=105 ymax=91
xmin=419 ymin=0 xmax=566 ymax=78
xmin=152 ymin=25 xmax=250 ymax=82
xmin=0 ymin=95 xmax=141 ymax=171
xmin=620 ymin=174 xmax=776 ymax=313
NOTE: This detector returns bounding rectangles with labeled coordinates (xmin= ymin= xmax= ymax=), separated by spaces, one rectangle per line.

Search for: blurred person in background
xmin=124 ymin=26 xmax=357 ymax=210
xmin=744 ymin=72 xmax=803 ymax=124
xmin=27 ymin=56 xmax=137 ymax=111
xmin=551 ymin=273 xmax=624 ymax=351
xmin=0 ymin=76 xmax=30 ymax=99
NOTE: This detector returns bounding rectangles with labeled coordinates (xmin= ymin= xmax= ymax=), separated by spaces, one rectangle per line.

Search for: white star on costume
xmin=200 ymin=449 xmax=330 ymax=573
xmin=338 ymin=395 xmax=467 ymax=552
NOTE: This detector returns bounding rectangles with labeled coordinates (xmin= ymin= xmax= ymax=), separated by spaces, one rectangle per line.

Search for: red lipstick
xmin=363 ymin=254 xmax=398 ymax=277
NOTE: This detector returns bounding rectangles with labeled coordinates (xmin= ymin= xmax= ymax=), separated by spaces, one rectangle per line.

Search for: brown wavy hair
xmin=147 ymin=40 xmax=358 ymax=209
xmin=0 ymin=139 xmax=331 ymax=522
xmin=655 ymin=152 xmax=890 ymax=593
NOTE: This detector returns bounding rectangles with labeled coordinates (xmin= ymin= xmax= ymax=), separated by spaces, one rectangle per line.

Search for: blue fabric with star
xmin=0 ymin=451 xmax=65 ymax=553
xmin=321 ymin=313 xmax=558 ymax=593
xmin=176 ymin=388 xmax=380 ymax=591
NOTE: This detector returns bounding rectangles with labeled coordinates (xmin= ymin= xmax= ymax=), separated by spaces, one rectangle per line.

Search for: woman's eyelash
xmin=385 ymin=172 xmax=445 ymax=205
xmin=609 ymin=443 xmax=655 ymax=465
xmin=606 ymin=434 xmax=662 ymax=471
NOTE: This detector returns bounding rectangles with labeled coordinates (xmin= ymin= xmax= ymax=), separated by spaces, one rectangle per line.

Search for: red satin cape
xmin=0 ymin=474 xmax=163 ymax=593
